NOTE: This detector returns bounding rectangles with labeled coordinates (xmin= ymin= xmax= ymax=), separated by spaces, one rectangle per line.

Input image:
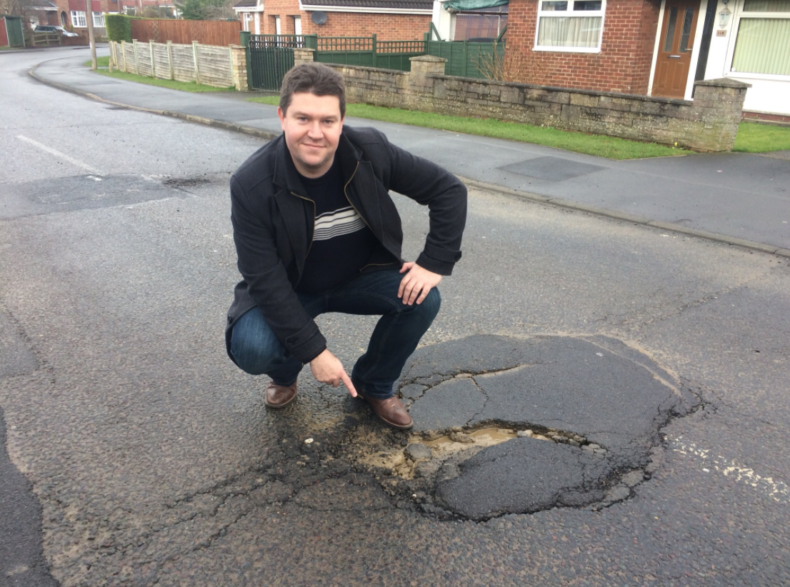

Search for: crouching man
xmin=225 ymin=63 xmax=467 ymax=430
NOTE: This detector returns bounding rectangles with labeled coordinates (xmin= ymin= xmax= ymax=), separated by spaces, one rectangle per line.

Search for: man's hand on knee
xmin=309 ymin=349 xmax=358 ymax=397
xmin=398 ymin=262 xmax=442 ymax=306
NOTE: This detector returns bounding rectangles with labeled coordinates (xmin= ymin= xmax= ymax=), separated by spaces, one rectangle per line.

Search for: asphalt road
xmin=1 ymin=48 xmax=790 ymax=586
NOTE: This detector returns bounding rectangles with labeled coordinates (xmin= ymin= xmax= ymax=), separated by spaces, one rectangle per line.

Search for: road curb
xmin=28 ymin=65 xmax=281 ymax=142
xmin=461 ymin=177 xmax=790 ymax=259
xmin=29 ymin=66 xmax=789 ymax=260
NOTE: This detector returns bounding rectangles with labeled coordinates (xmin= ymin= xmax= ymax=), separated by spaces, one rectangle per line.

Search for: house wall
xmin=257 ymin=0 xmax=430 ymax=41
xmin=0 ymin=19 xmax=9 ymax=47
xmin=504 ymin=0 xmax=662 ymax=94
xmin=702 ymin=0 xmax=790 ymax=117
xmin=302 ymin=12 xmax=431 ymax=40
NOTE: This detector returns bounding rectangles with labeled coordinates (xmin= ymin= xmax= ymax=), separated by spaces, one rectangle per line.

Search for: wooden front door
xmin=652 ymin=0 xmax=700 ymax=99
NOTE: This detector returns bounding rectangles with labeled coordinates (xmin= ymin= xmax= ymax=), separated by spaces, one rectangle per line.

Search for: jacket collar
xmin=272 ymin=128 xmax=363 ymax=197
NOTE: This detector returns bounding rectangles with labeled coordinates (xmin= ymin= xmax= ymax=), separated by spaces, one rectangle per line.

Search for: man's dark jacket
xmin=226 ymin=125 xmax=467 ymax=365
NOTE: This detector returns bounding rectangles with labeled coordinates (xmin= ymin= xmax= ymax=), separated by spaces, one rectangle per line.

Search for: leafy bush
xmin=105 ymin=14 xmax=132 ymax=42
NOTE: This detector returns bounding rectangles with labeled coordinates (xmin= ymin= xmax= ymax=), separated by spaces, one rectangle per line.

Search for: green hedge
xmin=105 ymin=14 xmax=132 ymax=42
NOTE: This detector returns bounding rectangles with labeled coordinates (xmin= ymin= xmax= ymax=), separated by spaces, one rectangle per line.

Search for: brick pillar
xmin=409 ymin=54 xmax=446 ymax=77
xmin=408 ymin=55 xmax=446 ymax=101
xmin=294 ymin=48 xmax=315 ymax=66
xmin=229 ymin=44 xmax=249 ymax=91
xmin=688 ymin=78 xmax=751 ymax=152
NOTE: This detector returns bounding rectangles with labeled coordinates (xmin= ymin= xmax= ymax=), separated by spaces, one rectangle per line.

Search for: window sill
xmin=533 ymin=46 xmax=601 ymax=54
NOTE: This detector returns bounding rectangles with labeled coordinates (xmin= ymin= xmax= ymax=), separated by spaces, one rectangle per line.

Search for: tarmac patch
xmin=500 ymin=156 xmax=605 ymax=181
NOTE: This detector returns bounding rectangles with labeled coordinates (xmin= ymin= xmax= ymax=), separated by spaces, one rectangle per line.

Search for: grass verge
xmin=733 ymin=122 xmax=790 ymax=153
xmin=88 ymin=57 xmax=235 ymax=93
xmin=248 ymin=96 xmax=688 ymax=160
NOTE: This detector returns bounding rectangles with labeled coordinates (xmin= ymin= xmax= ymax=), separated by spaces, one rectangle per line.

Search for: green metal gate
xmin=249 ymin=35 xmax=301 ymax=91
xmin=4 ymin=16 xmax=25 ymax=48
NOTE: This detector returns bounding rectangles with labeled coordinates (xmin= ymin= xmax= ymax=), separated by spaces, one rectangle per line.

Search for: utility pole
xmin=86 ymin=0 xmax=97 ymax=71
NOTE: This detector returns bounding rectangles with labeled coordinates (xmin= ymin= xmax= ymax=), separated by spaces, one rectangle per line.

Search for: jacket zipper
xmin=290 ymin=191 xmax=316 ymax=258
xmin=342 ymin=161 xmax=399 ymax=273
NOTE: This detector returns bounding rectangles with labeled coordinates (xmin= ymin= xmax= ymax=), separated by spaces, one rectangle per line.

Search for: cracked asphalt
xmin=2 ymin=48 xmax=790 ymax=586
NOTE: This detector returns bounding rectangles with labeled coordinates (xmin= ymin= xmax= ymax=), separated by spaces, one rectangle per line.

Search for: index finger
xmin=340 ymin=371 xmax=358 ymax=398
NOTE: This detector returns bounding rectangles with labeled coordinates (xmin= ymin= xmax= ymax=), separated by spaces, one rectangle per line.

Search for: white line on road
xmin=17 ymin=135 xmax=102 ymax=175
xmin=671 ymin=437 xmax=790 ymax=505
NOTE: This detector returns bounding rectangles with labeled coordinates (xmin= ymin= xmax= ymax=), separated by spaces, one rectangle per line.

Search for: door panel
xmin=652 ymin=0 xmax=700 ymax=98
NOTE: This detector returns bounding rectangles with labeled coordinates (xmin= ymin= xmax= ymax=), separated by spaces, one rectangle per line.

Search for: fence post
xmin=166 ymin=40 xmax=174 ymax=80
xmin=240 ymin=31 xmax=252 ymax=91
xmin=463 ymin=40 xmax=468 ymax=77
xmin=304 ymin=34 xmax=317 ymax=50
xmin=371 ymin=33 xmax=377 ymax=68
xmin=133 ymin=39 xmax=139 ymax=76
xmin=193 ymin=40 xmax=201 ymax=84
xmin=149 ymin=40 xmax=156 ymax=78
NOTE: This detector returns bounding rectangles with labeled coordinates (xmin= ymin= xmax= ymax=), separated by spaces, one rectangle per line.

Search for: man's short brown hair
xmin=279 ymin=63 xmax=346 ymax=118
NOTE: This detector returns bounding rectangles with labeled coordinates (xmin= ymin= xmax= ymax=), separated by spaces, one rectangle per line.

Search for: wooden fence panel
xmin=131 ymin=19 xmax=241 ymax=46
xmin=153 ymin=42 xmax=171 ymax=79
xmin=123 ymin=42 xmax=138 ymax=74
xmin=171 ymin=44 xmax=197 ymax=82
xmin=197 ymin=45 xmax=233 ymax=87
xmin=136 ymin=42 xmax=153 ymax=76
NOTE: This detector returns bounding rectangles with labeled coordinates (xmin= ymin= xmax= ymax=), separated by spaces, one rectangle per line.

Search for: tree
xmin=0 ymin=0 xmax=36 ymax=20
xmin=176 ymin=0 xmax=236 ymax=20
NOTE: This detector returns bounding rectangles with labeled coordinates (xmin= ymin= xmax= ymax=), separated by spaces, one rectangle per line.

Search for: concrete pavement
xmin=26 ymin=49 xmax=790 ymax=257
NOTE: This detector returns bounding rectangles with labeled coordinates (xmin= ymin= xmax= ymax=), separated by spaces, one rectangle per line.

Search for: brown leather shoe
xmin=359 ymin=395 xmax=413 ymax=430
xmin=264 ymin=382 xmax=297 ymax=409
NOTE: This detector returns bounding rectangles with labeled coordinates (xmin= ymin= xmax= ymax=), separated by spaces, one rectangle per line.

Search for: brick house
xmin=432 ymin=0 xmax=790 ymax=119
xmin=52 ymin=0 xmax=109 ymax=36
xmin=234 ymin=0 xmax=432 ymax=41
xmin=26 ymin=1 xmax=61 ymax=27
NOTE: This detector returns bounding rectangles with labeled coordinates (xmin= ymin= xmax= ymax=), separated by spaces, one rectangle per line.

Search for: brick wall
xmin=312 ymin=54 xmax=748 ymax=152
xmin=505 ymin=0 xmax=661 ymax=94
xmin=303 ymin=13 xmax=430 ymax=40
xmin=258 ymin=0 xmax=429 ymax=41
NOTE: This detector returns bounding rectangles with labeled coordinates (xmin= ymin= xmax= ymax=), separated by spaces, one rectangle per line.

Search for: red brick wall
xmin=259 ymin=0 xmax=429 ymax=41
xmin=505 ymin=0 xmax=660 ymax=95
xmin=303 ymin=13 xmax=430 ymax=40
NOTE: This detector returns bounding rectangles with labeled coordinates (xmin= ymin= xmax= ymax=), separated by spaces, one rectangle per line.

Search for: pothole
xmin=359 ymin=424 xmax=605 ymax=481
xmin=343 ymin=334 xmax=701 ymax=521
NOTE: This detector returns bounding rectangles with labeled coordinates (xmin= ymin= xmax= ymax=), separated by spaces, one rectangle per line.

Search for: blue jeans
xmin=229 ymin=268 xmax=441 ymax=399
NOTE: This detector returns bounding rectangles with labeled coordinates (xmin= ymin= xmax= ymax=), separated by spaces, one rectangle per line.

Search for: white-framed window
xmin=534 ymin=0 xmax=605 ymax=52
xmin=274 ymin=15 xmax=281 ymax=34
xmin=70 ymin=10 xmax=86 ymax=27
xmin=730 ymin=0 xmax=790 ymax=77
xmin=294 ymin=15 xmax=301 ymax=35
xmin=453 ymin=6 xmax=508 ymax=41
xmin=93 ymin=12 xmax=105 ymax=27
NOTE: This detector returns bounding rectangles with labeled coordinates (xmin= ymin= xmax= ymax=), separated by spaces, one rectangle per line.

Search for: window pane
xmin=537 ymin=16 xmax=601 ymax=47
xmin=679 ymin=7 xmax=694 ymax=52
xmin=664 ymin=6 xmax=678 ymax=52
xmin=732 ymin=18 xmax=790 ymax=75
xmin=742 ymin=0 xmax=790 ymax=12
xmin=455 ymin=13 xmax=501 ymax=40
xmin=542 ymin=2 xmax=568 ymax=12
xmin=573 ymin=1 xmax=602 ymax=10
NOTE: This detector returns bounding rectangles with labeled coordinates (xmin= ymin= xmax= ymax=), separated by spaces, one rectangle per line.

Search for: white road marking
xmin=672 ymin=437 xmax=790 ymax=505
xmin=17 ymin=135 xmax=102 ymax=175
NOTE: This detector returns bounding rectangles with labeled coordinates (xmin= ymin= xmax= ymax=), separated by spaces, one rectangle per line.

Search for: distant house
xmin=26 ymin=1 xmax=61 ymax=27
xmin=431 ymin=0 xmax=790 ymax=120
xmin=234 ymin=0 xmax=432 ymax=41
xmin=52 ymin=0 xmax=108 ymax=35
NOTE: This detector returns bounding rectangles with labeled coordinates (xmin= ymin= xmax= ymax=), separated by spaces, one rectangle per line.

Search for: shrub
xmin=105 ymin=14 xmax=132 ymax=42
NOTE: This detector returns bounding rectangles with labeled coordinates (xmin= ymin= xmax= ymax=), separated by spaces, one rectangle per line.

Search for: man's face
xmin=278 ymin=92 xmax=344 ymax=179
